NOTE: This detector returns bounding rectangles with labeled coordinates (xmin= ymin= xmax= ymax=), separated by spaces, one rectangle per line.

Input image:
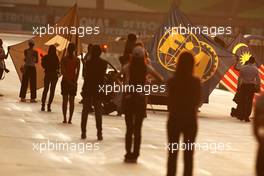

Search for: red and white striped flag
xmin=221 ymin=65 xmax=264 ymax=93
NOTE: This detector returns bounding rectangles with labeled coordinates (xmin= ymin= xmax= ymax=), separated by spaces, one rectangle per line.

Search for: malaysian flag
xmin=220 ymin=34 xmax=264 ymax=94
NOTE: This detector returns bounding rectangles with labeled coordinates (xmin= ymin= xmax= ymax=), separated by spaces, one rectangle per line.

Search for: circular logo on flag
xmin=157 ymin=29 xmax=218 ymax=82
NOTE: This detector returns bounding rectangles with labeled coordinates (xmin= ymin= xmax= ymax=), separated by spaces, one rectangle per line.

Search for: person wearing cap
xmin=19 ymin=39 xmax=38 ymax=102
xmin=236 ymin=56 xmax=261 ymax=122
xmin=61 ymin=43 xmax=80 ymax=124
xmin=254 ymin=94 xmax=264 ymax=176
xmin=81 ymin=45 xmax=107 ymax=140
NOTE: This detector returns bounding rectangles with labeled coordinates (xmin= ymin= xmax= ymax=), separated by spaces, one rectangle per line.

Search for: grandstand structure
xmin=0 ymin=0 xmax=263 ymax=53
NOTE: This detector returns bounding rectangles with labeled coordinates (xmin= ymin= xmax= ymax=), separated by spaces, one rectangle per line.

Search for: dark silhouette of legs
xmin=41 ymin=75 xmax=51 ymax=110
xmin=256 ymin=145 xmax=264 ymax=176
xmin=62 ymin=95 xmax=68 ymax=123
xmin=30 ymin=67 xmax=37 ymax=100
xmin=81 ymin=98 xmax=89 ymax=139
xmin=19 ymin=68 xmax=30 ymax=99
xmin=183 ymin=125 xmax=197 ymax=176
xmin=125 ymin=113 xmax=133 ymax=158
xmin=81 ymin=97 xmax=90 ymax=139
xmin=47 ymin=77 xmax=58 ymax=111
xmin=244 ymin=91 xmax=254 ymax=121
xmin=68 ymin=95 xmax=75 ymax=123
xmin=133 ymin=115 xmax=144 ymax=158
xmin=81 ymin=96 xmax=103 ymax=140
xmin=237 ymin=84 xmax=255 ymax=121
xmin=167 ymin=128 xmax=180 ymax=176
xmin=94 ymin=98 xmax=103 ymax=140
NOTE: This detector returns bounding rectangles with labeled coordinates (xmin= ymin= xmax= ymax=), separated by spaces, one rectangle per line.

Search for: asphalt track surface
xmin=0 ymin=33 xmax=257 ymax=176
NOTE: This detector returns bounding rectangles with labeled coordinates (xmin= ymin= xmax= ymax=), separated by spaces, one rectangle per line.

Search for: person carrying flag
xmin=236 ymin=57 xmax=260 ymax=122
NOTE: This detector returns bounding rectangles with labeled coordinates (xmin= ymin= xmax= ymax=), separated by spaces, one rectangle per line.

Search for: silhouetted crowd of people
xmin=0 ymin=34 xmax=263 ymax=176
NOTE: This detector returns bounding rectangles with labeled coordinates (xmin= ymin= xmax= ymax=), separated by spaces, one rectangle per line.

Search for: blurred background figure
xmin=123 ymin=46 xmax=147 ymax=163
xmin=82 ymin=43 xmax=93 ymax=79
xmin=19 ymin=39 xmax=38 ymax=102
xmin=119 ymin=33 xmax=137 ymax=67
xmin=81 ymin=45 xmax=107 ymax=140
xmin=166 ymin=52 xmax=201 ymax=176
xmin=235 ymin=57 xmax=260 ymax=122
xmin=0 ymin=38 xmax=10 ymax=96
xmin=61 ymin=43 xmax=80 ymax=124
xmin=79 ymin=43 xmax=93 ymax=105
xmin=41 ymin=45 xmax=60 ymax=112
xmin=231 ymin=60 xmax=249 ymax=120
xmin=254 ymin=94 xmax=264 ymax=176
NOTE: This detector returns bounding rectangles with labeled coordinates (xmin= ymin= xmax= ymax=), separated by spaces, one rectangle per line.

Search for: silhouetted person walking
xmin=19 ymin=39 xmax=38 ymax=102
xmin=254 ymin=94 xmax=264 ymax=176
xmin=236 ymin=57 xmax=260 ymax=122
xmin=123 ymin=46 xmax=148 ymax=163
xmin=166 ymin=52 xmax=201 ymax=176
xmin=41 ymin=45 xmax=60 ymax=112
xmin=61 ymin=43 xmax=80 ymax=124
xmin=81 ymin=45 xmax=107 ymax=140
